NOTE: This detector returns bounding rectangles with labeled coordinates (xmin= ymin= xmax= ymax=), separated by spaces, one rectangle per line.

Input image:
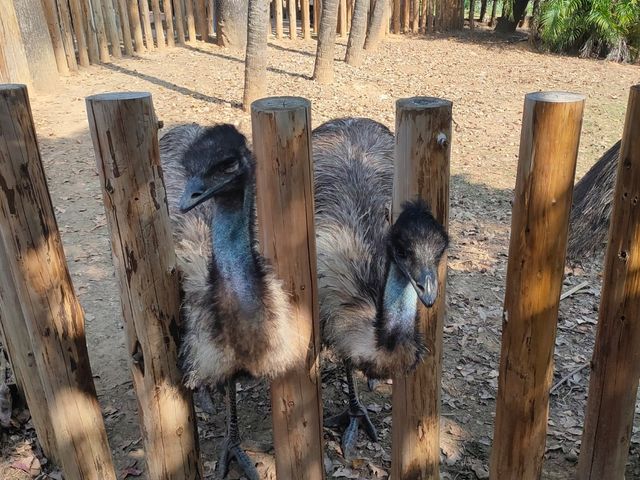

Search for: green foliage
xmin=539 ymin=0 xmax=640 ymax=61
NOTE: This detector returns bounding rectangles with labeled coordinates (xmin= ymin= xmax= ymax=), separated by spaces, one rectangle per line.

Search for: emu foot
xmin=325 ymin=405 xmax=378 ymax=459
xmin=194 ymin=387 xmax=217 ymax=415
xmin=216 ymin=438 xmax=259 ymax=480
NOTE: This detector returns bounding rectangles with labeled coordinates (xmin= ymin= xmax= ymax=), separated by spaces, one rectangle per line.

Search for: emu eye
xmin=223 ymin=160 xmax=239 ymax=174
xmin=395 ymin=246 xmax=408 ymax=259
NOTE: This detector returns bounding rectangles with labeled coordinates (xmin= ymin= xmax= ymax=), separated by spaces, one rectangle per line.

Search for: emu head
xmin=179 ymin=124 xmax=253 ymax=213
xmin=387 ymin=199 xmax=449 ymax=307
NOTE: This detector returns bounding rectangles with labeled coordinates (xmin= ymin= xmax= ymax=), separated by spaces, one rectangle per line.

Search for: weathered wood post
xmin=391 ymin=97 xmax=451 ymax=480
xmin=116 ymin=0 xmax=135 ymax=55
xmin=173 ymin=0 xmax=187 ymax=44
xmin=288 ymin=0 xmax=297 ymax=38
xmin=489 ymin=92 xmax=585 ymax=479
xmin=301 ymin=0 xmax=310 ymax=38
xmin=251 ymin=97 xmax=325 ymax=480
xmin=40 ymin=0 xmax=71 ymax=73
xmin=164 ymin=0 xmax=177 ymax=47
xmin=0 ymin=243 xmax=58 ymax=462
xmin=185 ymin=0 xmax=197 ymax=42
xmin=0 ymin=84 xmax=116 ymax=480
xmin=85 ymin=92 xmax=202 ymax=480
xmin=128 ymin=0 xmax=146 ymax=52
xmin=0 ymin=0 xmax=33 ymax=86
xmin=577 ymin=84 xmax=640 ymax=480
xmin=150 ymin=0 xmax=167 ymax=47
xmin=139 ymin=0 xmax=156 ymax=49
xmin=275 ymin=0 xmax=284 ymax=38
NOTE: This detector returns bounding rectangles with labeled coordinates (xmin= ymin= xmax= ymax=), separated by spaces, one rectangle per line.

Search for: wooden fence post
xmin=67 ymin=0 xmax=91 ymax=66
xmin=173 ymin=0 xmax=187 ymax=44
xmin=301 ymin=0 xmax=310 ymax=38
xmin=251 ymin=97 xmax=325 ymax=480
xmin=288 ymin=0 xmax=297 ymax=38
xmin=55 ymin=0 xmax=79 ymax=70
xmin=92 ymin=0 xmax=112 ymax=61
xmin=391 ymin=97 xmax=451 ymax=480
xmin=0 ymin=84 xmax=116 ymax=480
xmin=139 ymin=0 xmax=155 ymax=49
xmin=128 ymin=0 xmax=146 ymax=52
xmin=275 ymin=0 xmax=284 ymax=37
xmin=0 ymin=0 xmax=32 ymax=86
xmin=150 ymin=0 xmax=167 ymax=48
xmin=86 ymin=92 xmax=202 ymax=480
xmin=164 ymin=0 xmax=176 ymax=47
xmin=40 ymin=0 xmax=71 ymax=73
xmin=185 ymin=0 xmax=197 ymax=42
xmin=195 ymin=0 xmax=208 ymax=41
xmin=116 ymin=0 xmax=135 ymax=55
xmin=489 ymin=92 xmax=585 ymax=479
xmin=577 ymin=84 xmax=640 ymax=479
xmin=80 ymin=0 xmax=101 ymax=63
xmin=0 ymin=242 xmax=58 ymax=462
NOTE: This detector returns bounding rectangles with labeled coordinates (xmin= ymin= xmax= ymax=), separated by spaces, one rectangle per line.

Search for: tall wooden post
xmin=0 ymin=0 xmax=32 ymax=86
xmin=85 ymin=92 xmax=202 ymax=480
xmin=139 ymin=0 xmax=156 ymax=48
xmin=391 ymin=97 xmax=451 ymax=480
xmin=173 ymin=0 xmax=187 ymax=43
xmin=164 ymin=0 xmax=176 ymax=46
xmin=0 ymin=243 xmax=58 ymax=462
xmin=275 ymin=0 xmax=284 ymax=37
xmin=313 ymin=0 xmax=319 ymax=32
xmin=66 ymin=0 xmax=90 ymax=66
xmin=489 ymin=92 xmax=585 ymax=479
xmin=127 ymin=0 xmax=146 ymax=52
xmin=40 ymin=0 xmax=70 ymax=73
xmin=0 ymin=84 xmax=116 ymax=480
xmin=577 ymin=85 xmax=640 ymax=480
xmin=195 ymin=0 xmax=208 ymax=40
xmin=251 ymin=97 xmax=325 ymax=480
xmin=301 ymin=0 xmax=310 ymax=38
xmin=288 ymin=0 xmax=297 ymax=38
xmin=54 ymin=0 xmax=79 ymax=70
xmin=116 ymin=0 xmax=135 ymax=55
xmin=80 ymin=0 xmax=101 ymax=63
xmin=338 ymin=0 xmax=347 ymax=35
xmin=92 ymin=0 xmax=112 ymax=61
xmin=185 ymin=0 xmax=197 ymax=41
xmin=150 ymin=0 xmax=167 ymax=47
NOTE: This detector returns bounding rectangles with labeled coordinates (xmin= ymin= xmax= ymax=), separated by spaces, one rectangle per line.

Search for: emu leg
xmin=325 ymin=361 xmax=378 ymax=459
xmin=216 ymin=379 xmax=259 ymax=480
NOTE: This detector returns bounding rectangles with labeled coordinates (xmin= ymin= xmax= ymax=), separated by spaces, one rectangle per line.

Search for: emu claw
xmin=325 ymin=405 xmax=378 ymax=459
xmin=217 ymin=438 xmax=259 ymax=480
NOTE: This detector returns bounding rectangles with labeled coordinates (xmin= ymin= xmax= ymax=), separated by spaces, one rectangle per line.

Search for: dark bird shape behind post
xmin=159 ymin=124 xmax=306 ymax=480
xmin=313 ymin=118 xmax=449 ymax=459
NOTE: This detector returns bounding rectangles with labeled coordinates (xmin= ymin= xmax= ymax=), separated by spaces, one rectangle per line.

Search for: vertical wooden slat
xmin=577 ymin=84 xmax=640 ymax=480
xmin=173 ymin=0 xmax=187 ymax=43
xmin=391 ymin=97 xmax=451 ymax=480
xmin=164 ymin=0 xmax=176 ymax=46
xmin=103 ymin=0 xmax=123 ymax=57
xmin=301 ymin=0 xmax=310 ymax=38
xmin=489 ymin=92 xmax=585 ymax=480
xmin=92 ymin=0 xmax=112 ymax=61
xmin=185 ymin=0 xmax=196 ymax=41
xmin=150 ymin=0 xmax=166 ymax=47
xmin=207 ymin=0 xmax=215 ymax=38
xmin=117 ymin=0 xmax=135 ymax=54
xmin=251 ymin=97 xmax=325 ymax=480
xmin=0 ymin=0 xmax=32 ymax=85
xmin=80 ymin=0 xmax=100 ymax=63
xmin=139 ymin=0 xmax=156 ymax=48
xmin=55 ymin=0 xmax=79 ymax=70
xmin=40 ymin=0 xmax=70 ymax=73
xmin=313 ymin=0 xmax=320 ymax=32
xmin=0 ymin=84 xmax=117 ymax=480
xmin=288 ymin=0 xmax=297 ymax=38
xmin=338 ymin=0 xmax=347 ymax=35
xmin=86 ymin=91 xmax=202 ymax=480
xmin=127 ymin=0 xmax=146 ymax=52
xmin=194 ymin=0 xmax=207 ymax=40
xmin=275 ymin=0 xmax=284 ymax=37
xmin=65 ymin=0 xmax=90 ymax=66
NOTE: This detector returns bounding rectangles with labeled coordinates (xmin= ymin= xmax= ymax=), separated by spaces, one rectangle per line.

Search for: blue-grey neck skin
xmin=210 ymin=186 xmax=261 ymax=314
xmin=381 ymin=262 xmax=418 ymax=339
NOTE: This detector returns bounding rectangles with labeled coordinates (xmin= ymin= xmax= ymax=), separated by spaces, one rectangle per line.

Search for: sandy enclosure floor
xmin=1 ymin=29 xmax=639 ymax=479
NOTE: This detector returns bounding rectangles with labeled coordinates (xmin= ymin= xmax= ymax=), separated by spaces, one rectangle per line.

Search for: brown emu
xmin=313 ymin=118 xmax=449 ymax=459
xmin=160 ymin=124 xmax=306 ymax=480
xmin=567 ymin=141 xmax=621 ymax=262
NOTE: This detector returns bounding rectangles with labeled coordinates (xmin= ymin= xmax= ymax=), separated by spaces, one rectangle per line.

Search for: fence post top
xmin=0 ymin=84 xmax=28 ymax=92
xmin=525 ymin=91 xmax=586 ymax=104
xmin=86 ymin=91 xmax=152 ymax=103
xmin=251 ymin=96 xmax=310 ymax=112
xmin=396 ymin=96 xmax=453 ymax=110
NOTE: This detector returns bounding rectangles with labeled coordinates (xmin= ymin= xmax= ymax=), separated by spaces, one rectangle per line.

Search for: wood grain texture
xmin=116 ymin=0 xmax=135 ymax=55
xmin=164 ymin=0 xmax=176 ymax=46
xmin=139 ymin=0 xmax=155 ymax=49
xmin=288 ymin=0 xmax=297 ymax=38
xmin=92 ymin=0 xmax=113 ymax=61
xmin=127 ymin=0 xmax=145 ymax=52
xmin=86 ymin=92 xmax=202 ymax=480
xmin=185 ymin=0 xmax=197 ymax=42
xmin=150 ymin=0 xmax=167 ymax=47
xmin=68 ymin=0 xmax=91 ymax=65
xmin=275 ymin=0 xmax=284 ymax=38
xmin=102 ymin=0 xmax=123 ymax=57
xmin=0 ymin=0 xmax=32 ymax=85
xmin=0 ymin=234 xmax=58 ymax=462
xmin=301 ymin=0 xmax=310 ymax=38
xmin=489 ymin=91 xmax=585 ymax=480
xmin=577 ymin=84 xmax=640 ymax=480
xmin=251 ymin=97 xmax=325 ymax=480
xmin=55 ymin=0 xmax=79 ymax=70
xmin=0 ymin=84 xmax=116 ymax=480
xmin=391 ymin=97 xmax=451 ymax=480
xmin=173 ymin=0 xmax=187 ymax=44
xmin=40 ymin=0 xmax=70 ymax=73
xmin=80 ymin=0 xmax=100 ymax=63
xmin=195 ymin=0 xmax=207 ymax=41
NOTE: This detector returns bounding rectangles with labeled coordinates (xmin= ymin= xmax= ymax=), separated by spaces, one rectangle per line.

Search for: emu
xmin=313 ymin=118 xmax=449 ymax=458
xmin=160 ymin=123 xmax=306 ymax=480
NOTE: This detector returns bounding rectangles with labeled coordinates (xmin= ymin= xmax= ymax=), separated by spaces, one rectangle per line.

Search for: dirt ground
xmin=1 ymin=28 xmax=639 ymax=480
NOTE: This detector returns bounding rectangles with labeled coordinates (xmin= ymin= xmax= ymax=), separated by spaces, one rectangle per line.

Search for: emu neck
xmin=210 ymin=186 xmax=261 ymax=313
xmin=378 ymin=262 xmax=418 ymax=347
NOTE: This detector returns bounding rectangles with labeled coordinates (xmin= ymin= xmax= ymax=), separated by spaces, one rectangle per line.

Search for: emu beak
xmin=179 ymin=177 xmax=217 ymax=213
xmin=415 ymin=268 xmax=438 ymax=307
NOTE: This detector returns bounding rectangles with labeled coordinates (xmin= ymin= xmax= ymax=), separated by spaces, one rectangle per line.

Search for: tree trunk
xmin=496 ymin=0 xmax=528 ymax=32
xmin=345 ymin=0 xmax=368 ymax=65
xmin=488 ymin=0 xmax=497 ymax=26
xmin=243 ymin=0 xmax=269 ymax=110
xmin=469 ymin=0 xmax=475 ymax=29
xmin=217 ymin=0 xmax=248 ymax=48
xmin=12 ymin=0 xmax=60 ymax=85
xmin=479 ymin=0 xmax=487 ymax=22
xmin=363 ymin=0 xmax=384 ymax=50
xmin=312 ymin=0 xmax=339 ymax=83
